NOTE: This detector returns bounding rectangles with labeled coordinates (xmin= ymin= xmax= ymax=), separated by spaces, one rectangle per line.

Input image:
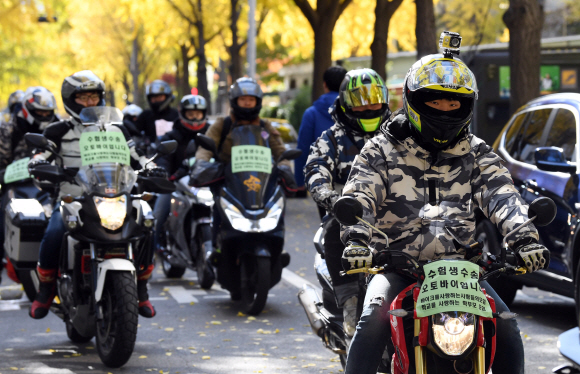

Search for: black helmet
xmin=338 ymin=68 xmax=390 ymax=133
xmin=179 ymin=94 xmax=207 ymax=132
xmin=146 ymin=80 xmax=174 ymax=113
xmin=21 ymin=87 xmax=57 ymax=128
xmin=403 ymin=54 xmax=478 ymax=150
xmin=8 ymin=90 xmax=24 ymax=113
xmin=229 ymin=77 xmax=263 ymax=121
xmin=61 ymin=70 xmax=106 ymax=123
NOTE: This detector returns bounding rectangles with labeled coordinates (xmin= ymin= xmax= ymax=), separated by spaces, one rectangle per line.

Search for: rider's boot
xmin=137 ymin=264 xmax=156 ymax=318
xmin=29 ymin=266 xmax=57 ymax=319
xmin=343 ymin=295 xmax=358 ymax=338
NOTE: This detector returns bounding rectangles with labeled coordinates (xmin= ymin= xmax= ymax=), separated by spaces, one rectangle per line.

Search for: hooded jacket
xmin=135 ymin=107 xmax=179 ymax=144
xmin=157 ymin=118 xmax=208 ymax=176
xmin=295 ymin=91 xmax=339 ymax=186
xmin=304 ymin=102 xmax=377 ymax=211
xmin=340 ymin=112 xmax=538 ymax=260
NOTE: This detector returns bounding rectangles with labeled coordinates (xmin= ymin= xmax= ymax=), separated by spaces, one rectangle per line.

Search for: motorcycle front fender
xmin=94 ymin=259 xmax=136 ymax=302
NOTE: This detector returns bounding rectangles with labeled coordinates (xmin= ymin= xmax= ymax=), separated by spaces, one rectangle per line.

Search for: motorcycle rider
xmin=1 ymin=90 xmax=25 ymax=125
xmin=0 ymin=87 xmax=58 ymax=284
xmin=339 ymin=55 xmax=550 ymax=374
xmin=122 ymin=103 xmax=143 ymax=137
xmin=28 ymin=70 xmax=167 ymax=320
xmin=135 ymin=80 xmax=179 ymax=145
xmin=194 ymin=77 xmax=297 ymax=264
xmin=154 ymin=94 xmax=209 ymax=252
xmin=304 ymin=68 xmax=390 ymax=338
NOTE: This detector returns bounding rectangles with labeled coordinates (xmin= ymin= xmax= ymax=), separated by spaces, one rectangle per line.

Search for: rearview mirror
xmin=196 ymin=134 xmax=218 ymax=157
xmin=24 ymin=133 xmax=49 ymax=149
xmin=277 ymin=149 xmax=302 ymax=164
xmin=333 ymin=196 xmax=363 ymax=226
xmin=185 ymin=139 xmax=197 ymax=158
xmin=157 ymin=140 xmax=178 ymax=156
xmin=528 ymin=197 xmax=556 ymax=227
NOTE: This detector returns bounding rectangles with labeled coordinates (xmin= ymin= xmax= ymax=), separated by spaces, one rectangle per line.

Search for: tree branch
xmin=293 ymin=0 xmax=318 ymax=28
xmin=166 ymin=0 xmax=196 ymax=25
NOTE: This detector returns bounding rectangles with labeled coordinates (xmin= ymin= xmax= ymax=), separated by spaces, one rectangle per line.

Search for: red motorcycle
xmin=333 ymin=196 xmax=556 ymax=374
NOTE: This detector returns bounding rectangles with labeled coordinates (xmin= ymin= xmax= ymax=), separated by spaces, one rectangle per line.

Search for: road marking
xmin=22 ymin=362 xmax=76 ymax=374
xmin=0 ymin=296 xmax=30 ymax=311
xmin=282 ymin=269 xmax=321 ymax=292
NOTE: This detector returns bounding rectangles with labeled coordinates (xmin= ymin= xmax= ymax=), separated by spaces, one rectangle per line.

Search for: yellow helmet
xmin=403 ymin=54 xmax=478 ymax=149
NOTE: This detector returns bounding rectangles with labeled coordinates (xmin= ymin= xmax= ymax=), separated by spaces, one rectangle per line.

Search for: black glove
xmin=143 ymin=166 xmax=168 ymax=179
xmin=278 ymin=164 xmax=298 ymax=193
xmin=341 ymin=240 xmax=372 ymax=271
xmin=28 ymin=158 xmax=50 ymax=172
xmin=516 ymin=242 xmax=550 ymax=273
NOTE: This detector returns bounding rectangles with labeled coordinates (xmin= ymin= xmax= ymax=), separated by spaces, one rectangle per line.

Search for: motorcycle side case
xmin=5 ymin=198 xmax=48 ymax=265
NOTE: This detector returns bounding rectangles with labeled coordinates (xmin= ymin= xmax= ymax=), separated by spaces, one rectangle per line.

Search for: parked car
xmin=476 ymin=93 xmax=580 ymax=307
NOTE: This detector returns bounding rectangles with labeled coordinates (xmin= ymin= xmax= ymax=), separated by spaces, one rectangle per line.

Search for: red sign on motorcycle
xmin=416 ymin=260 xmax=492 ymax=318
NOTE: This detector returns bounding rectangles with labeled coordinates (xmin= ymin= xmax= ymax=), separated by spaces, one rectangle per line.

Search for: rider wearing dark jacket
xmin=304 ymin=69 xmax=390 ymax=337
xmin=154 ymin=95 xmax=209 ymax=252
xmin=135 ymin=80 xmax=179 ymax=144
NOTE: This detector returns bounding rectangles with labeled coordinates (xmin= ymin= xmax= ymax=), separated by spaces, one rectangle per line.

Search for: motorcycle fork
xmin=414 ymin=317 xmax=427 ymax=374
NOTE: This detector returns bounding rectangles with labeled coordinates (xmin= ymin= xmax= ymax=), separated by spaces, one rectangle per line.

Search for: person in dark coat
xmin=135 ymin=80 xmax=179 ymax=146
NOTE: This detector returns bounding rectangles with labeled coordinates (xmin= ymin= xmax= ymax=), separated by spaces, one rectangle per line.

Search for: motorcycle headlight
xmin=220 ymin=197 xmax=284 ymax=233
xmin=432 ymin=312 xmax=475 ymax=356
xmin=93 ymin=195 xmax=127 ymax=231
xmin=194 ymin=187 xmax=214 ymax=206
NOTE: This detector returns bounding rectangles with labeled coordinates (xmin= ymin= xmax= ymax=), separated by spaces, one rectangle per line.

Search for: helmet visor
xmin=407 ymin=59 xmax=478 ymax=99
xmin=342 ymin=83 xmax=388 ymax=108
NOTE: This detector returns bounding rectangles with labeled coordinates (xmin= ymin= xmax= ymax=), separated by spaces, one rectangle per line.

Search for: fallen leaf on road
xmin=139 ymin=355 xmax=147 ymax=359
xmin=294 ymin=338 xmax=304 ymax=342
xmin=165 ymin=327 xmax=174 ymax=332
xmin=46 ymin=328 xmax=50 ymax=333
xmin=166 ymin=352 xmax=172 ymax=356
xmin=202 ymin=356 xmax=211 ymax=360
xmin=211 ymin=321 xmax=222 ymax=325
xmin=237 ymin=311 xmax=246 ymax=317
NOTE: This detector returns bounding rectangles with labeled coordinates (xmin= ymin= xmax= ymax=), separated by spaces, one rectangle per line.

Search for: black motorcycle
xmin=160 ymin=140 xmax=215 ymax=288
xmin=195 ymin=126 xmax=300 ymax=315
xmin=25 ymin=106 xmax=176 ymax=368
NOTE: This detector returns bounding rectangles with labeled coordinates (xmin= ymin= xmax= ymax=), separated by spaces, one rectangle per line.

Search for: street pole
xmin=247 ymin=0 xmax=256 ymax=79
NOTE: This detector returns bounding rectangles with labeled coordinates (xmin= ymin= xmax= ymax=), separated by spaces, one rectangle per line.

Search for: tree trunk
xmin=195 ymin=1 xmax=212 ymax=114
xmin=229 ymin=0 xmax=243 ymax=83
xmin=311 ymin=21 xmax=334 ymax=102
xmin=175 ymin=58 xmax=182 ymax=98
xmin=415 ymin=0 xmax=437 ymax=58
xmin=180 ymin=43 xmax=191 ymax=97
xmin=503 ymin=0 xmax=544 ymax=114
xmin=130 ymin=36 xmax=144 ymax=107
xmin=370 ymin=0 xmax=404 ymax=81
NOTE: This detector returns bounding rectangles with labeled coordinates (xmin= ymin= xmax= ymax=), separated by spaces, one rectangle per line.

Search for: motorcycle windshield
xmin=227 ymin=125 xmax=273 ymax=209
xmin=79 ymin=106 xmax=123 ymax=126
xmin=76 ymin=163 xmax=137 ymax=196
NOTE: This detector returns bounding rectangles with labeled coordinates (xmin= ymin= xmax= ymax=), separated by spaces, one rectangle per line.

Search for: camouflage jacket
xmin=304 ymin=112 xmax=376 ymax=211
xmin=341 ymin=113 xmax=538 ymax=261
xmin=0 ymin=113 xmax=52 ymax=169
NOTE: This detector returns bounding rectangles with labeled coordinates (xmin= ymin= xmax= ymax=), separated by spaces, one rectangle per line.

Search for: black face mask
xmin=232 ymin=103 xmax=261 ymax=121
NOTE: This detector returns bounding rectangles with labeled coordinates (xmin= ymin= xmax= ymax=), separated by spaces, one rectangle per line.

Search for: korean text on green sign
xmin=416 ymin=260 xmax=492 ymax=318
xmin=231 ymin=145 xmax=272 ymax=174
xmin=4 ymin=157 xmax=30 ymax=184
xmin=79 ymin=131 xmax=130 ymax=166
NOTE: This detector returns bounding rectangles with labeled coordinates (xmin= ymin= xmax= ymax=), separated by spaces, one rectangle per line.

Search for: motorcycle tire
xmin=161 ymin=235 xmax=187 ymax=279
xmin=96 ymin=271 xmax=138 ymax=368
xmin=240 ymin=256 xmax=270 ymax=316
xmin=66 ymin=320 xmax=93 ymax=343
xmin=17 ymin=269 xmax=37 ymax=302
xmin=476 ymin=220 xmax=519 ymax=306
xmin=195 ymin=225 xmax=215 ymax=290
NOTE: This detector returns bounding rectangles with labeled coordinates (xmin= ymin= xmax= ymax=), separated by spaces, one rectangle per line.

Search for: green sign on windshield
xmin=4 ymin=157 xmax=30 ymax=184
xmin=79 ymin=132 xmax=130 ymax=166
xmin=416 ymin=261 xmax=492 ymax=318
xmin=231 ymin=145 xmax=272 ymax=174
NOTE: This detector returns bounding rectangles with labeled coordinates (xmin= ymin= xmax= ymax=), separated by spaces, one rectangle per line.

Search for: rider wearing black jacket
xmin=154 ymin=95 xmax=209 ymax=252
xmin=135 ymin=80 xmax=179 ymax=145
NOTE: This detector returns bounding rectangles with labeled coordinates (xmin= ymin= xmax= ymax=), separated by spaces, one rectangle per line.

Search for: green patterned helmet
xmin=338 ymin=68 xmax=391 ymax=132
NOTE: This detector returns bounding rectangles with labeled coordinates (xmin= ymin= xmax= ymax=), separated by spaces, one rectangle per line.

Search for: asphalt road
xmin=0 ymin=197 xmax=577 ymax=374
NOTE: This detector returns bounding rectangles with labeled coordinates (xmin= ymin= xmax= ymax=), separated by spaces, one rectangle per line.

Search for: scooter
xmin=195 ymin=128 xmax=300 ymax=315
xmin=160 ymin=140 xmax=215 ymax=288
xmin=25 ymin=106 xmax=176 ymax=368
xmin=328 ymin=195 xmax=556 ymax=374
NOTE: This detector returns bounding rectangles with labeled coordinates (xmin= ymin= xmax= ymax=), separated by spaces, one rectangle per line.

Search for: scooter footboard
xmin=94 ymin=259 xmax=136 ymax=302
